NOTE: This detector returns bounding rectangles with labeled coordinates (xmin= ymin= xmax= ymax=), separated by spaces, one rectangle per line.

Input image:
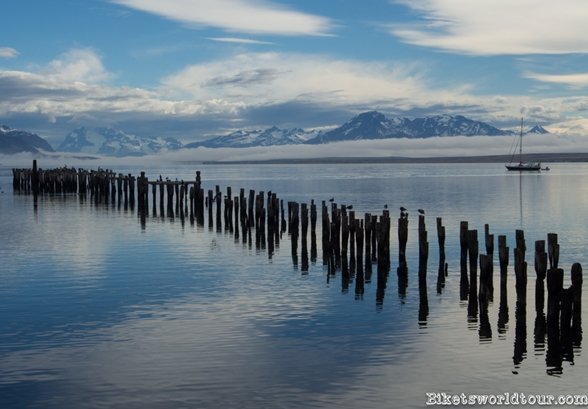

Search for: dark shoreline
xmin=200 ymin=152 xmax=588 ymax=165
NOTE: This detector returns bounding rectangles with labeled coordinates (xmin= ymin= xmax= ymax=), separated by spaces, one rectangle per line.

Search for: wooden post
xmin=248 ymin=189 xmax=255 ymax=229
xmin=364 ymin=213 xmax=372 ymax=281
xmin=355 ymin=219 xmax=364 ymax=298
xmin=514 ymin=230 xmax=527 ymax=303
xmin=460 ymin=221 xmax=469 ymax=300
xmin=291 ymin=202 xmax=299 ymax=267
xmin=207 ymin=189 xmax=213 ymax=228
xmin=397 ymin=212 xmax=409 ymax=298
xmin=234 ymin=196 xmax=240 ymax=241
xmin=484 ymin=224 xmax=494 ymax=301
xmin=32 ymin=160 xmax=39 ymax=207
xmin=467 ymin=230 xmax=478 ymax=318
xmin=418 ymin=214 xmax=429 ymax=325
xmin=301 ymin=203 xmax=309 ymax=272
xmin=436 ymin=217 xmax=446 ymax=293
xmin=571 ymin=263 xmax=583 ymax=331
xmin=215 ymin=185 xmax=222 ymax=232
xmin=535 ymin=240 xmax=547 ymax=314
xmin=310 ymin=199 xmax=317 ymax=262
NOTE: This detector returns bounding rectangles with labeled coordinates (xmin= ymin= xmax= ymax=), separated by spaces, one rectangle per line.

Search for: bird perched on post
xmin=418 ymin=208 xmax=425 ymax=215
xmin=400 ymin=206 xmax=408 ymax=219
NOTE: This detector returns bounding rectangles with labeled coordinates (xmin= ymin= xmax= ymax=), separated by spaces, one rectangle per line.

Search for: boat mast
xmin=519 ymin=117 xmax=523 ymax=164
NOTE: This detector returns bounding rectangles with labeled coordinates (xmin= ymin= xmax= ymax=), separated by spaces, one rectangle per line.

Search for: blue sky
xmin=2 ymin=0 xmax=588 ymax=145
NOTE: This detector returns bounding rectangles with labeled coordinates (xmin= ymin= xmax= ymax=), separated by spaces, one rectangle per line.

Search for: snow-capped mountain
xmin=58 ymin=127 xmax=183 ymax=156
xmin=306 ymin=111 xmax=510 ymax=144
xmin=526 ymin=124 xmax=549 ymax=134
xmin=0 ymin=125 xmax=54 ymax=154
xmin=186 ymin=126 xmax=321 ymax=149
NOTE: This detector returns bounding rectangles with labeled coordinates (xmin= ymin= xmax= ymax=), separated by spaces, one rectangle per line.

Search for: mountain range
xmin=58 ymin=127 xmax=183 ymax=157
xmin=185 ymin=126 xmax=321 ymax=149
xmin=0 ymin=112 xmax=551 ymax=156
xmin=0 ymin=125 xmax=54 ymax=154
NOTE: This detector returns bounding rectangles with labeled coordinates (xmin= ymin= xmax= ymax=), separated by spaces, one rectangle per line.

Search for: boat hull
xmin=505 ymin=163 xmax=541 ymax=171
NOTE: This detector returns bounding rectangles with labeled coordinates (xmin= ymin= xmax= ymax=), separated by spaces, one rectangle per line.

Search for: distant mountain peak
xmin=0 ymin=125 xmax=54 ymax=154
xmin=527 ymin=124 xmax=549 ymax=134
xmin=306 ymin=111 xmax=508 ymax=144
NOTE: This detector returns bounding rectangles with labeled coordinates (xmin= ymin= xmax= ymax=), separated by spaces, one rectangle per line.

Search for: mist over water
xmin=1 ymin=162 xmax=587 ymax=408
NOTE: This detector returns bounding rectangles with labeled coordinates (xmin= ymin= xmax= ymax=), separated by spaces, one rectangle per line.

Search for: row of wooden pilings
xmin=454 ymin=222 xmax=583 ymax=373
xmin=13 ymin=161 xmax=138 ymax=209
xmin=13 ymin=162 xmax=584 ymax=370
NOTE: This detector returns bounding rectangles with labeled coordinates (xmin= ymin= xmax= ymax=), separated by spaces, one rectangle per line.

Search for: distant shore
xmin=201 ymin=152 xmax=588 ymax=165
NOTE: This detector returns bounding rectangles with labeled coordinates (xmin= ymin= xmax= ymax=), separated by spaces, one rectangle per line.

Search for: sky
xmin=3 ymin=0 xmax=588 ymax=148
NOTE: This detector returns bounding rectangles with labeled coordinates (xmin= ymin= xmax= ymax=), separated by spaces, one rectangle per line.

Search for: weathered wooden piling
xmin=467 ymin=229 xmax=479 ymax=318
xmin=240 ymin=189 xmax=247 ymax=243
xmin=290 ymin=201 xmax=299 ymax=266
xmin=364 ymin=213 xmax=372 ymax=281
xmin=571 ymin=262 xmax=583 ymax=331
xmin=376 ymin=211 xmax=390 ymax=309
xmin=348 ymin=211 xmax=356 ymax=276
xmin=484 ymin=224 xmax=494 ymax=301
xmin=498 ymin=239 xmax=510 ymax=334
xmin=535 ymin=240 xmax=547 ymax=314
xmin=546 ymin=245 xmax=564 ymax=373
xmin=321 ymin=201 xmax=330 ymax=266
xmin=514 ymin=230 xmax=527 ymax=302
xmin=341 ymin=208 xmax=349 ymax=264
xmin=377 ymin=210 xmax=390 ymax=275
xmin=32 ymin=160 xmax=39 ymax=206
xmin=418 ymin=214 xmax=429 ymax=324
xmin=436 ymin=217 xmax=446 ymax=293
xmin=459 ymin=221 xmax=469 ymax=300
xmin=355 ymin=218 xmax=364 ymax=298
xmin=301 ymin=203 xmax=309 ymax=272
xmin=207 ymin=189 xmax=213 ymax=228
xmin=310 ymin=200 xmax=317 ymax=262
xmin=546 ymin=233 xmax=563 ymax=329
xmin=397 ymin=211 xmax=408 ymax=297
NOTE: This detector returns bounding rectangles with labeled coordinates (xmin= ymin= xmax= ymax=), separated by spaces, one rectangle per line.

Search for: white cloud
xmin=111 ymin=0 xmax=333 ymax=36
xmin=43 ymin=48 xmax=112 ymax=84
xmin=0 ymin=47 xmax=19 ymax=59
xmin=524 ymin=72 xmax=588 ymax=88
xmin=207 ymin=37 xmax=274 ymax=45
xmin=161 ymin=52 xmax=458 ymax=109
xmin=390 ymin=0 xmax=588 ymax=55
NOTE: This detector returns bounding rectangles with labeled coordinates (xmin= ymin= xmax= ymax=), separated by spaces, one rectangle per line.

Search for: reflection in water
xmin=498 ymin=280 xmax=510 ymax=336
xmin=534 ymin=313 xmax=547 ymax=355
xmin=418 ymin=215 xmax=429 ymax=326
xmin=397 ymin=214 xmax=409 ymax=301
xmin=513 ymin=300 xmax=527 ymax=373
xmin=479 ymin=301 xmax=492 ymax=342
xmin=6 ymin=163 xmax=588 ymax=409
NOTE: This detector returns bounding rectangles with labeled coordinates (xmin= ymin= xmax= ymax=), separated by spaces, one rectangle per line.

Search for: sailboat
xmin=505 ymin=118 xmax=541 ymax=171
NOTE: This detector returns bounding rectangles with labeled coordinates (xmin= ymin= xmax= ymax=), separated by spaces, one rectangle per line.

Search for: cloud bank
xmin=111 ymin=0 xmax=334 ymax=36
xmin=390 ymin=0 xmax=588 ymax=55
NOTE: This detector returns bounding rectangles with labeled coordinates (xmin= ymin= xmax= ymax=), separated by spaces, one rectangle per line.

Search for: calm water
xmin=1 ymin=162 xmax=588 ymax=408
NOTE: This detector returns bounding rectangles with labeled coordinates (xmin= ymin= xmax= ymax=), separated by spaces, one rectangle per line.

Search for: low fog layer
xmin=0 ymin=132 xmax=583 ymax=168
